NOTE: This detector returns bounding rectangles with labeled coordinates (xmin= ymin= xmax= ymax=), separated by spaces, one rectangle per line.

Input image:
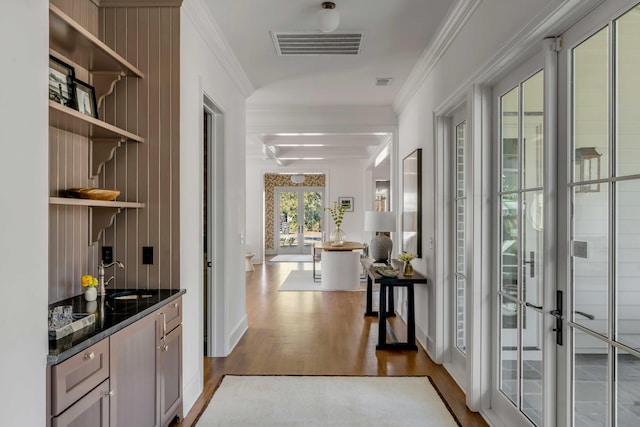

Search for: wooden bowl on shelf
xmin=66 ymin=188 xmax=120 ymax=201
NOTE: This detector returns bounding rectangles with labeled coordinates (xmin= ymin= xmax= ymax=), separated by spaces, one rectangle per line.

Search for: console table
xmin=361 ymin=258 xmax=428 ymax=350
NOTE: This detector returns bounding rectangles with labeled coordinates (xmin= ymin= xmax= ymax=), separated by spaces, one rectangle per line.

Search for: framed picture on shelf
xmin=73 ymin=79 xmax=98 ymax=119
xmin=48 ymin=55 xmax=76 ymax=108
xmin=338 ymin=197 xmax=354 ymax=212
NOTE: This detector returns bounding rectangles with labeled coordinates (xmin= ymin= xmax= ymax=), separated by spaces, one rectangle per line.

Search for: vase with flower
xmin=325 ymin=201 xmax=347 ymax=246
xmin=82 ymin=274 xmax=99 ymax=301
xmin=397 ymin=252 xmax=417 ymax=276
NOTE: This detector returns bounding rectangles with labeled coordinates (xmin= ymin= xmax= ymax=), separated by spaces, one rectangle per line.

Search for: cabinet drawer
xmin=162 ymin=297 xmax=182 ymax=333
xmin=51 ymin=339 xmax=109 ymax=416
xmin=52 ymin=379 xmax=110 ymax=427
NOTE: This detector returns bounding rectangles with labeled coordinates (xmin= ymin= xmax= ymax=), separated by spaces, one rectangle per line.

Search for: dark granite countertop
xmin=48 ymin=288 xmax=186 ymax=365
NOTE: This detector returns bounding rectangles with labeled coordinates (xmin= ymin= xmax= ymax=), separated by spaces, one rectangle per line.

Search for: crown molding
xmin=93 ymin=0 xmax=183 ymax=6
xmin=183 ymin=0 xmax=254 ymax=98
xmin=392 ymin=0 xmax=481 ymax=115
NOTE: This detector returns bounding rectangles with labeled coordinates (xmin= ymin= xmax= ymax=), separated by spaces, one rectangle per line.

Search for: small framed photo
xmin=74 ymin=79 xmax=98 ymax=119
xmin=338 ymin=197 xmax=354 ymax=212
xmin=49 ymin=55 xmax=76 ymax=108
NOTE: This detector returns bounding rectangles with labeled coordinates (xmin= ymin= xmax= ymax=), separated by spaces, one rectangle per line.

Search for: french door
xmin=275 ymin=187 xmax=324 ymax=254
xmin=448 ymin=103 xmax=468 ymax=387
xmin=493 ymin=55 xmax=554 ymax=426
xmin=559 ymin=1 xmax=640 ymax=425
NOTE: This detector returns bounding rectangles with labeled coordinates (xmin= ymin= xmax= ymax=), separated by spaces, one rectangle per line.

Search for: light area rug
xmin=270 ymin=254 xmax=313 ymax=262
xmin=279 ymin=269 xmax=366 ymax=292
xmin=196 ymin=375 xmax=461 ymax=427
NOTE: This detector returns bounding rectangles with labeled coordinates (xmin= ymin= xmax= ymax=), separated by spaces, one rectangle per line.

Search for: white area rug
xmin=197 ymin=375 xmax=460 ymax=427
xmin=270 ymin=254 xmax=313 ymax=262
xmin=279 ymin=269 xmax=366 ymax=292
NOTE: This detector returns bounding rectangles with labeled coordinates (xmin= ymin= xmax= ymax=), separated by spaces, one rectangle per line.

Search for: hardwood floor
xmin=175 ymin=260 xmax=488 ymax=427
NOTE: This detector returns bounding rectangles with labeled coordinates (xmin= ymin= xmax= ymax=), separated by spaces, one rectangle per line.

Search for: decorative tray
xmin=374 ymin=266 xmax=400 ymax=278
xmin=48 ymin=313 xmax=95 ymax=340
xmin=66 ymin=187 xmax=120 ymax=201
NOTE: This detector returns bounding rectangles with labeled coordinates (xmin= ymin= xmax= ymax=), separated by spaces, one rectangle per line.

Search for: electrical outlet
xmin=142 ymin=246 xmax=154 ymax=265
xmin=102 ymin=246 xmax=113 ymax=264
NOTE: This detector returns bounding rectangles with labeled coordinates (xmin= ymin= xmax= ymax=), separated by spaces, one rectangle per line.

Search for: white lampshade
xmin=364 ymin=211 xmax=396 ymax=232
xmin=318 ymin=2 xmax=340 ymax=33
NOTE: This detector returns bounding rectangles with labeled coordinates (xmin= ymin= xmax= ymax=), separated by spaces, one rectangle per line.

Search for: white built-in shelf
xmin=49 ymin=4 xmax=144 ymax=79
xmin=50 ymin=197 xmax=144 ymax=245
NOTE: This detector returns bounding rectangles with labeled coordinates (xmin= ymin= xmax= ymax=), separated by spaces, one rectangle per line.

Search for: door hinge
xmin=553 ymin=37 xmax=563 ymax=52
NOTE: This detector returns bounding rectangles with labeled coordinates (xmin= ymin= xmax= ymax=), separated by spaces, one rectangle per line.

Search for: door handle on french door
xmin=523 ymin=251 xmax=535 ymax=278
xmin=525 ymin=302 xmax=543 ymax=310
xmin=550 ymin=290 xmax=563 ymax=346
xmin=575 ymin=310 xmax=595 ymax=320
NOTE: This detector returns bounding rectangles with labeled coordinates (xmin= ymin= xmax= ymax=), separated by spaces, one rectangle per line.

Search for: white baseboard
xmin=228 ymin=314 xmax=248 ymax=354
xmin=182 ymin=371 xmax=204 ymax=419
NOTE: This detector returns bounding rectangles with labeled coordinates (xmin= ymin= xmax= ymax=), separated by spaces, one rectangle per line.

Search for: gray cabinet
xmin=110 ymin=312 xmax=160 ymax=427
xmin=156 ymin=299 xmax=183 ymax=427
xmin=48 ymin=297 xmax=183 ymax=427
xmin=109 ymin=297 xmax=183 ymax=427
xmin=160 ymin=325 xmax=183 ymax=427
xmin=52 ymin=379 xmax=110 ymax=427
xmin=51 ymin=339 xmax=110 ymax=416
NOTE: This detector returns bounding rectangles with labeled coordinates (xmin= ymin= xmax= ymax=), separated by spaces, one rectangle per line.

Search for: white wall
xmin=396 ymin=0 xmax=585 ymax=356
xmin=0 ymin=0 xmax=49 ymax=423
xmin=180 ymin=0 xmax=249 ymax=413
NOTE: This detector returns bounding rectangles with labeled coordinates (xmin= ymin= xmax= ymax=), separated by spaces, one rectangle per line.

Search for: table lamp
xmin=364 ymin=211 xmax=396 ymax=263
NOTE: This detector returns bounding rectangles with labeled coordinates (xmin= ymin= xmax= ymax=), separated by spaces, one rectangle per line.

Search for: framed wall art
xmin=338 ymin=197 xmax=354 ymax=212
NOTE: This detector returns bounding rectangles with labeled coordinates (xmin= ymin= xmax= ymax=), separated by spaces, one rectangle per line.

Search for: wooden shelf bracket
xmin=93 ymin=71 xmax=126 ymax=108
xmin=90 ymin=206 xmax=122 ymax=245
xmin=90 ymin=138 xmax=123 ymax=179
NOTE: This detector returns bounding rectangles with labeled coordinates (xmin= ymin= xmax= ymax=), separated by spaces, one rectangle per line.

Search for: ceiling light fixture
xmin=290 ymin=175 xmax=306 ymax=184
xmin=318 ymin=2 xmax=340 ymax=33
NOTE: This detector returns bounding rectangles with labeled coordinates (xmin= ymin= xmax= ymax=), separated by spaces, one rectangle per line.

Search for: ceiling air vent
xmin=375 ymin=77 xmax=393 ymax=87
xmin=271 ymin=32 xmax=364 ymax=56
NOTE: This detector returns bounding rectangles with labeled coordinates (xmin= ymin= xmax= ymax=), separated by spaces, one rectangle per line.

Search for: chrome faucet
xmin=98 ymin=260 xmax=124 ymax=296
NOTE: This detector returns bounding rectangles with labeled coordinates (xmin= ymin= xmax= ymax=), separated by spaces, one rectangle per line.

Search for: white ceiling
xmin=205 ymin=0 xmax=455 ymax=165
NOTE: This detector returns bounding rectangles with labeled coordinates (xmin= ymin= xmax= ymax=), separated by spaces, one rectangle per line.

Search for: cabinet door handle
xmin=173 ymin=303 xmax=178 ymax=309
xmin=157 ymin=312 xmax=167 ymax=336
xmin=84 ymin=352 xmax=95 ymax=361
xmin=104 ymin=390 xmax=114 ymax=397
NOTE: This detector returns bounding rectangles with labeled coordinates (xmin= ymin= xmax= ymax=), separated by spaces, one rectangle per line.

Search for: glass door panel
xmin=616 ymin=349 xmax=640 ymax=426
xmin=616 ymin=180 xmax=640 ymax=350
xmin=497 ymin=69 xmax=545 ymax=426
xmin=573 ymin=27 xmax=609 ymax=185
xmin=278 ymin=191 xmax=301 ymax=252
xmin=573 ymin=331 xmax=609 ymax=427
xmin=616 ymin=8 xmax=640 ymax=177
xmin=455 ymin=120 xmax=467 ymax=355
xmin=302 ymin=191 xmax=323 ymax=248
xmin=567 ymin=5 xmax=640 ymax=426
xmin=572 ymin=187 xmax=609 ymax=336
xmin=277 ymin=188 xmax=324 ymax=254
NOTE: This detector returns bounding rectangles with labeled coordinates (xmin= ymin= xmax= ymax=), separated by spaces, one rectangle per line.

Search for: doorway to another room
xmin=263 ymin=173 xmax=326 ymax=257
xmin=275 ymin=187 xmax=324 ymax=255
xmin=203 ymin=97 xmax=225 ymax=357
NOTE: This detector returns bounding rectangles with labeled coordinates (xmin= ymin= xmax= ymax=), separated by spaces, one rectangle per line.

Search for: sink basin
xmin=108 ymin=290 xmax=157 ymax=300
